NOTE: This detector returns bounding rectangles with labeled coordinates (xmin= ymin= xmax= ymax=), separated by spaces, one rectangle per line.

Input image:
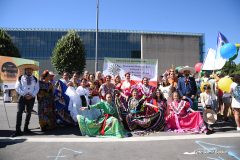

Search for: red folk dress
xmin=166 ymin=100 xmax=206 ymax=133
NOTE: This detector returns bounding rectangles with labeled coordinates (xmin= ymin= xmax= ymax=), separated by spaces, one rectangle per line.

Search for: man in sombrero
xmin=11 ymin=64 xmax=39 ymax=137
xmin=177 ymin=66 xmax=197 ymax=105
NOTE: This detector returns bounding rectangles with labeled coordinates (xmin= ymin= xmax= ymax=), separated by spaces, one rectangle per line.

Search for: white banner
xmin=103 ymin=57 xmax=158 ymax=84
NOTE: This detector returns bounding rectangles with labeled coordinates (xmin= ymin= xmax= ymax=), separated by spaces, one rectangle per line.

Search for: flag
xmin=214 ymin=32 xmax=229 ymax=70
xmin=202 ymin=48 xmax=216 ymax=70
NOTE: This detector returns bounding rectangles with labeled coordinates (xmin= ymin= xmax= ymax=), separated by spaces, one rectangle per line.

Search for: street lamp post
xmin=95 ymin=0 xmax=99 ymax=73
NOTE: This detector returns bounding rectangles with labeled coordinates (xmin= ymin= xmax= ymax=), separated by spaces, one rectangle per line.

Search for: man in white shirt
xmin=11 ymin=67 xmax=39 ymax=137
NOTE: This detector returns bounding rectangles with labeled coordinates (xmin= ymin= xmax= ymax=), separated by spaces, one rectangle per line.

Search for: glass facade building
xmin=4 ymin=29 xmax=141 ymax=60
xmin=1 ymin=28 xmax=204 ymax=73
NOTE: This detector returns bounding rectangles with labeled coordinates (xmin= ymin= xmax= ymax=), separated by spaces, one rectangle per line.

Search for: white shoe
xmin=237 ymin=127 xmax=240 ymax=131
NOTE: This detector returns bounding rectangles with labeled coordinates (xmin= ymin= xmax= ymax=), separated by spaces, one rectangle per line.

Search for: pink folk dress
xmin=166 ymin=100 xmax=206 ymax=133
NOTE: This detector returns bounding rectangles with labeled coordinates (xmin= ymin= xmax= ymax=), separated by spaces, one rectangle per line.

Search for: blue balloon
xmin=220 ymin=43 xmax=237 ymax=59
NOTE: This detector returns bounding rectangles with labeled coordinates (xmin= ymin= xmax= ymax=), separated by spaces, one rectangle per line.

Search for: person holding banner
xmin=138 ymin=77 xmax=155 ymax=102
xmin=121 ymin=72 xmax=137 ymax=96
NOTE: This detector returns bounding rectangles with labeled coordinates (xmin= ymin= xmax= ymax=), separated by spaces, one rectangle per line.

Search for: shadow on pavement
xmin=0 ymin=126 xmax=81 ymax=137
xmin=0 ymin=138 xmax=27 ymax=148
xmin=26 ymin=125 xmax=82 ymax=136
xmin=0 ymin=130 xmax=16 ymax=137
xmin=212 ymin=119 xmax=236 ymax=132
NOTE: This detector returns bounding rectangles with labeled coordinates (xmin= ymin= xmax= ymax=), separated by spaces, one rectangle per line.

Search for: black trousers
xmin=16 ymin=96 xmax=35 ymax=131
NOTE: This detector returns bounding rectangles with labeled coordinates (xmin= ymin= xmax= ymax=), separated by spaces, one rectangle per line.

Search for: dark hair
xmin=125 ymin=72 xmax=130 ymax=77
xmin=152 ymin=89 xmax=165 ymax=101
xmin=88 ymin=73 xmax=95 ymax=78
xmin=62 ymin=71 xmax=69 ymax=76
xmin=203 ymin=84 xmax=211 ymax=90
xmin=142 ymin=77 xmax=149 ymax=83
xmin=41 ymin=70 xmax=49 ymax=79
xmin=131 ymin=88 xmax=138 ymax=94
xmin=171 ymin=90 xmax=182 ymax=100
xmin=80 ymin=78 xmax=88 ymax=82
xmin=105 ymin=93 xmax=113 ymax=99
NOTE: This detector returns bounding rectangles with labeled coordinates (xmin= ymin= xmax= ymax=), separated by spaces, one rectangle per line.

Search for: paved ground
xmin=1 ymin=98 xmax=240 ymax=160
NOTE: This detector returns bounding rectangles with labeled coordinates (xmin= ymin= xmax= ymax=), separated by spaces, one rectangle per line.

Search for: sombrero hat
xmin=18 ymin=64 xmax=39 ymax=71
xmin=203 ymin=109 xmax=217 ymax=124
xmin=179 ymin=66 xmax=195 ymax=73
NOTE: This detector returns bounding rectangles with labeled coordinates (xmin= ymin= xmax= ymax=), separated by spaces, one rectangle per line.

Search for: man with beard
xmin=177 ymin=66 xmax=197 ymax=105
xmin=11 ymin=65 xmax=39 ymax=137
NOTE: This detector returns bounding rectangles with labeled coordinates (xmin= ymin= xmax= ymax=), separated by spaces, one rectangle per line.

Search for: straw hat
xmin=179 ymin=66 xmax=195 ymax=73
xmin=203 ymin=109 xmax=217 ymax=124
xmin=49 ymin=71 xmax=56 ymax=76
xmin=200 ymin=82 xmax=210 ymax=92
xmin=18 ymin=64 xmax=39 ymax=71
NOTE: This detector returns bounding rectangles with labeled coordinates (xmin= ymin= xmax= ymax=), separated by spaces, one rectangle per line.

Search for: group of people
xmin=11 ymin=65 xmax=240 ymax=138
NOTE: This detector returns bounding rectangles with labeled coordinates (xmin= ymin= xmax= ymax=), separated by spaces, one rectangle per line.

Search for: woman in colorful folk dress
xmin=125 ymin=89 xmax=164 ymax=131
xmin=166 ymin=91 xmax=207 ymax=133
xmin=121 ymin=72 xmax=137 ymax=96
xmin=138 ymin=77 xmax=155 ymax=102
xmin=150 ymin=89 xmax=167 ymax=115
xmin=114 ymin=75 xmax=122 ymax=91
xmin=159 ymin=77 xmax=176 ymax=102
xmin=95 ymin=71 xmax=105 ymax=89
xmin=99 ymin=75 xmax=115 ymax=100
xmin=86 ymin=74 xmax=99 ymax=97
xmin=54 ymin=73 xmax=74 ymax=126
xmin=37 ymin=70 xmax=56 ymax=131
xmin=78 ymin=93 xmax=127 ymax=138
xmin=168 ymin=68 xmax=178 ymax=89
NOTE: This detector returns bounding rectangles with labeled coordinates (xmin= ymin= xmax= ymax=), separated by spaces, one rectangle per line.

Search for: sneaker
xmin=237 ymin=127 xmax=240 ymax=131
xmin=11 ymin=131 xmax=23 ymax=137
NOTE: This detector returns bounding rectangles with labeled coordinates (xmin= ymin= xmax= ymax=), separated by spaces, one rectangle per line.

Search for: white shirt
xmin=15 ymin=75 xmax=39 ymax=97
xmin=200 ymin=92 xmax=217 ymax=108
xmin=159 ymin=84 xmax=171 ymax=100
xmin=76 ymin=86 xmax=89 ymax=96
xmin=230 ymin=82 xmax=240 ymax=108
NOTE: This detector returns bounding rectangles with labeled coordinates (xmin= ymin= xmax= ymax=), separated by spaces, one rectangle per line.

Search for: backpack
xmin=232 ymin=84 xmax=240 ymax=101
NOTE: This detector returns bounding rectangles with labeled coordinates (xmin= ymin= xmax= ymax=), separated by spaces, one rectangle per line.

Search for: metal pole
xmin=2 ymin=96 xmax=11 ymax=128
xmin=95 ymin=0 xmax=99 ymax=73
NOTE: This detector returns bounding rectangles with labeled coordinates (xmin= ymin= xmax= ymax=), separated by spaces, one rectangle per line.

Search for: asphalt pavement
xmin=1 ymin=98 xmax=240 ymax=160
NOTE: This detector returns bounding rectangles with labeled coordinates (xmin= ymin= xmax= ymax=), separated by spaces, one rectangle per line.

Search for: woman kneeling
xmin=78 ymin=93 xmax=127 ymax=138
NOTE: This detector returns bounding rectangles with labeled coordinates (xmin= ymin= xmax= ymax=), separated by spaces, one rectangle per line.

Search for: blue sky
xmin=0 ymin=0 xmax=239 ymax=63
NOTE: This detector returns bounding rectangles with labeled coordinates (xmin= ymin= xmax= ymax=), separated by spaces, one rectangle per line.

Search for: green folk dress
xmin=77 ymin=101 xmax=127 ymax=138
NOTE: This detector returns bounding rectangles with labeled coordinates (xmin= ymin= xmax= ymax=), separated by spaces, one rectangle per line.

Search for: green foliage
xmin=0 ymin=29 xmax=21 ymax=57
xmin=51 ymin=30 xmax=86 ymax=74
xmin=221 ymin=56 xmax=240 ymax=75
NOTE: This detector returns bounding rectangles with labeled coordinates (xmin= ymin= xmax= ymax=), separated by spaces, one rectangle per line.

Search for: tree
xmin=51 ymin=30 xmax=86 ymax=74
xmin=0 ymin=29 xmax=21 ymax=57
xmin=221 ymin=60 xmax=240 ymax=75
xmin=221 ymin=60 xmax=236 ymax=75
